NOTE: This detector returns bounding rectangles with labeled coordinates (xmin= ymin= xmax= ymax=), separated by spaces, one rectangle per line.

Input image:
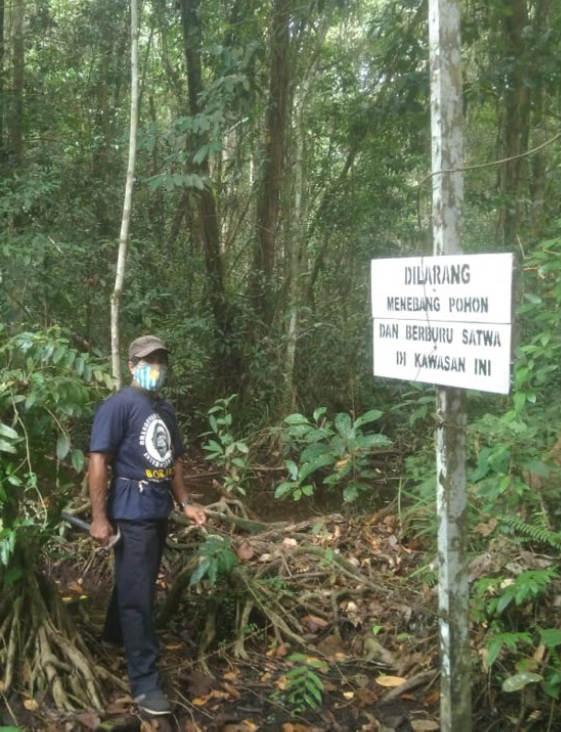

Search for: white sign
xmin=371 ymin=254 xmax=513 ymax=394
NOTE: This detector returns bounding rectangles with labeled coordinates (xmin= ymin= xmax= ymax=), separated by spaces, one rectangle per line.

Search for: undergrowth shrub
xmin=274 ymin=407 xmax=392 ymax=504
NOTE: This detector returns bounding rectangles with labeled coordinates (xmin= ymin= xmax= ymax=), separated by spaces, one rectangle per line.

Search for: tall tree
xmin=8 ymin=0 xmax=24 ymax=161
xmin=496 ymin=0 xmax=530 ymax=248
xmin=250 ymin=0 xmax=291 ymax=329
xmin=111 ymin=0 xmax=140 ymax=387
xmin=178 ymin=0 xmax=226 ymax=331
xmin=0 ymin=0 xmax=5 ymax=159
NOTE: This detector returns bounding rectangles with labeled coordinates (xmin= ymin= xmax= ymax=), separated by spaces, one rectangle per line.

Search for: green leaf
xmin=0 ymin=423 xmax=18 ymax=440
xmin=313 ymin=407 xmax=327 ymax=422
xmin=190 ymin=558 xmax=211 ymax=586
xmin=543 ymin=670 xmax=561 ymax=700
xmin=25 ymin=391 xmax=38 ymax=409
xmin=62 ymin=350 xmax=76 ymax=369
xmin=513 ymin=392 xmax=526 ymax=411
xmin=300 ymin=443 xmax=330 ymax=462
xmin=285 ymin=460 xmax=299 ymax=481
xmin=56 ymin=433 xmax=71 ymax=461
xmin=193 ymin=144 xmax=210 ymax=165
xmin=103 ymin=372 xmax=115 ymax=389
xmin=539 ymin=629 xmax=561 ymax=648
xmin=0 ymin=439 xmax=17 ymax=454
xmin=496 ymin=588 xmax=515 ymax=614
xmin=335 ymin=412 xmax=353 ymax=439
xmin=275 ymin=482 xmax=294 ymax=499
xmin=521 ymin=459 xmax=550 ymax=478
xmin=343 ymin=484 xmax=360 ymax=503
xmin=354 ymin=409 xmax=383 ymax=429
xmin=486 ymin=638 xmax=502 ymax=667
xmin=52 ymin=344 xmax=67 ymax=364
xmin=299 ymin=454 xmax=333 ymax=482
xmin=502 ymin=672 xmax=542 ymax=693
xmin=285 ymin=424 xmax=314 ymax=439
xmin=71 ymin=449 xmax=85 ymax=472
xmin=284 ymin=413 xmax=310 ymax=425
xmin=204 ymin=440 xmax=224 ymax=455
xmin=0 ymin=530 xmax=16 ymax=566
xmin=3 ymin=567 xmax=23 ymax=587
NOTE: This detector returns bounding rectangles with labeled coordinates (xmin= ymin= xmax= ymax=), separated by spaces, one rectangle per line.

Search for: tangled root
xmin=0 ymin=569 xmax=107 ymax=711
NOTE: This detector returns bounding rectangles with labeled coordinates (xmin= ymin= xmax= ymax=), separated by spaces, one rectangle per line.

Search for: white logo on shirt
xmin=139 ymin=414 xmax=172 ymax=467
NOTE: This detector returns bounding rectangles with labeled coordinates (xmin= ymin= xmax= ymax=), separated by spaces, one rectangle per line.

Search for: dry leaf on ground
xmin=375 ymin=675 xmax=407 ymax=687
xmin=410 ymin=721 xmax=439 ymax=731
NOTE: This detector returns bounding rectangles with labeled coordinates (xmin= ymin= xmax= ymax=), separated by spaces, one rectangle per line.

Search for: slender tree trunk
xmin=251 ymin=0 xmax=291 ymax=329
xmin=529 ymin=0 xmax=550 ymax=239
xmin=285 ymin=82 xmax=306 ymax=411
xmin=8 ymin=0 xmax=24 ymax=162
xmin=497 ymin=0 xmax=530 ymax=248
xmin=178 ymin=0 xmax=226 ymax=330
xmin=0 ymin=0 xmax=5 ymax=159
xmin=285 ymin=17 xmax=329 ymax=410
xmin=111 ymin=0 xmax=140 ymax=387
xmin=177 ymin=0 xmax=244 ymax=396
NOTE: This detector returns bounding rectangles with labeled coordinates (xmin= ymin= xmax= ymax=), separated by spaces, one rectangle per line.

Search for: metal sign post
xmin=429 ymin=0 xmax=472 ymax=729
xmin=370 ymin=1 xmax=514 ymax=726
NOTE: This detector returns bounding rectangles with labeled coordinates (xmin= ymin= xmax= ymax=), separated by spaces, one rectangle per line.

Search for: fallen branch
xmin=383 ymin=670 xmax=438 ymax=700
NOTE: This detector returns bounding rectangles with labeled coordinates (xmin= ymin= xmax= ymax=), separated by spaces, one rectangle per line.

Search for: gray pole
xmin=428 ymin=0 xmax=472 ymax=729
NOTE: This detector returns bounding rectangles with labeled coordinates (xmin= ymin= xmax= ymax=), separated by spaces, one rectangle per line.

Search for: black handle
xmin=61 ymin=511 xmax=91 ymax=533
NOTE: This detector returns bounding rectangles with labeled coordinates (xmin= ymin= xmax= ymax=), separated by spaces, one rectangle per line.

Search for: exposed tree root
xmin=164 ymin=506 xmax=411 ymax=667
xmin=157 ymin=555 xmax=198 ymax=627
xmin=0 ymin=556 xmax=111 ymax=711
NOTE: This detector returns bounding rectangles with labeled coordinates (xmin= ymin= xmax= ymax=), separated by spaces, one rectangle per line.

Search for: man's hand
xmin=90 ymin=516 xmax=115 ymax=547
xmin=184 ymin=504 xmax=206 ymax=526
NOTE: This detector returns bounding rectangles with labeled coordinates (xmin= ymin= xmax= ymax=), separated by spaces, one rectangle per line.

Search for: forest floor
xmin=2 ymin=464 xmax=559 ymax=732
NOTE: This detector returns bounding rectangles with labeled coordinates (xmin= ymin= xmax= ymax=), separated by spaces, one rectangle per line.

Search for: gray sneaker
xmin=135 ymin=688 xmax=172 ymax=715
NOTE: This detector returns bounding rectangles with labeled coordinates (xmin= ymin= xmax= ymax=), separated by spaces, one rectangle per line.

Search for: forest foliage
xmin=1 ymin=0 xmax=561 ymax=717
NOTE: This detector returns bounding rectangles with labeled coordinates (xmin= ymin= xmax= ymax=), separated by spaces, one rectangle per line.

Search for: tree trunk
xmin=111 ymin=0 xmax=140 ymax=387
xmin=285 ymin=80 xmax=306 ymax=411
xmin=251 ymin=0 xmax=291 ymax=329
xmin=285 ymin=17 xmax=329 ymax=411
xmin=178 ymin=0 xmax=244 ymax=395
xmin=8 ymin=0 xmax=24 ymax=162
xmin=529 ymin=0 xmax=550 ymax=239
xmin=178 ymin=0 xmax=226 ymax=322
xmin=0 ymin=0 xmax=5 ymax=160
xmin=496 ymin=0 xmax=530 ymax=248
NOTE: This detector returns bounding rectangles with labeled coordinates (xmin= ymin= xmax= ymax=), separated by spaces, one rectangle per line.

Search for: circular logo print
xmin=140 ymin=415 xmax=172 ymax=466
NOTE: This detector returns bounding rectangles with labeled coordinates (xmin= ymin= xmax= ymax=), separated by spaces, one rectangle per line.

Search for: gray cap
xmin=128 ymin=335 xmax=169 ymax=360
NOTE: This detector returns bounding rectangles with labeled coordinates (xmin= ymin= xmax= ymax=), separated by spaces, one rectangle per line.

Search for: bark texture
xmin=251 ymin=0 xmax=291 ymax=328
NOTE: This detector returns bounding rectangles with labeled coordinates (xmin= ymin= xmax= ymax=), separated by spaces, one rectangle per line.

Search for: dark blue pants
xmin=102 ymin=519 xmax=168 ymax=696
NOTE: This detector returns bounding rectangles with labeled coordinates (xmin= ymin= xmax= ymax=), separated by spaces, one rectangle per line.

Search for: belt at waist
xmin=115 ymin=476 xmax=172 ymax=491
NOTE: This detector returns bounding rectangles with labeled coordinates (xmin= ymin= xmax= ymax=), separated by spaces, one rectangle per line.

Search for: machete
xmin=61 ymin=511 xmax=121 ymax=548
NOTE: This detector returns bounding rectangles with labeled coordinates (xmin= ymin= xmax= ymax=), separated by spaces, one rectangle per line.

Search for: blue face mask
xmin=133 ymin=364 xmax=167 ymax=391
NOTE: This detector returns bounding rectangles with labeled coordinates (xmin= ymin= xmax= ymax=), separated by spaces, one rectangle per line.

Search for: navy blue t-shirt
xmin=89 ymin=386 xmax=185 ymax=520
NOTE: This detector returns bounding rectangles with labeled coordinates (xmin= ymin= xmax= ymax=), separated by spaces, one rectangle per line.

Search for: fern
xmin=502 ymin=514 xmax=561 ymax=551
xmin=284 ymin=653 xmax=328 ymax=713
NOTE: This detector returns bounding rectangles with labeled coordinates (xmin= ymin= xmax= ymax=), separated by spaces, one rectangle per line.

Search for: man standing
xmin=88 ymin=335 xmax=206 ymax=716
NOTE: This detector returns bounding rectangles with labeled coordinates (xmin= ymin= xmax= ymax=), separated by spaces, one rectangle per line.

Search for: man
xmin=88 ymin=335 xmax=206 ymax=716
